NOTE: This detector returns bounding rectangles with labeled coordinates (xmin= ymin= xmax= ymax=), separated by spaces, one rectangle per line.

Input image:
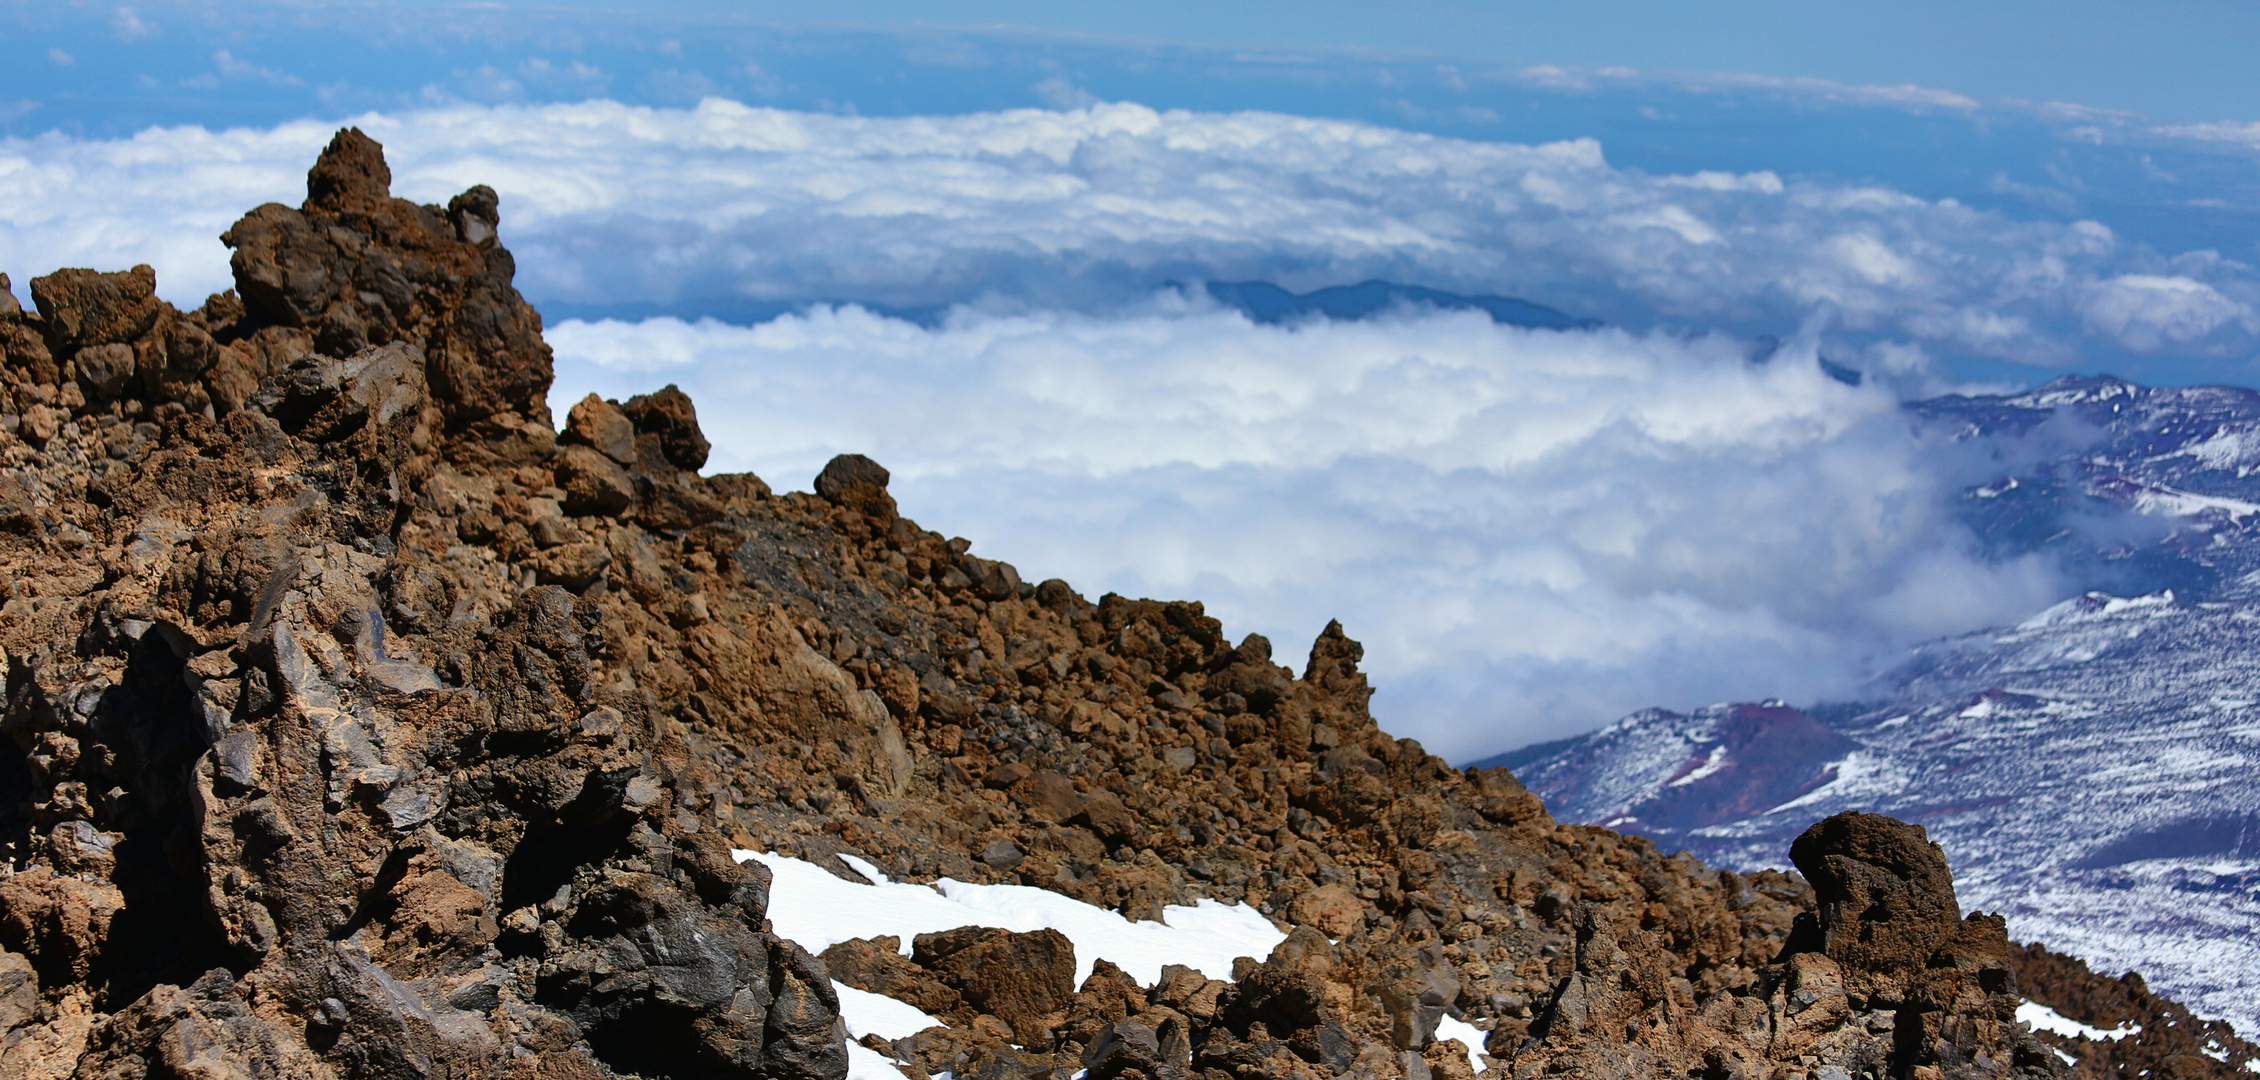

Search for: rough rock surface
xmin=0 ymin=130 xmax=2230 ymax=1079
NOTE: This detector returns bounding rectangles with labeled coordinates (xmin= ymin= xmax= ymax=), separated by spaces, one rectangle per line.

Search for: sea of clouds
xmin=4 ymin=99 xmax=2255 ymax=363
xmin=0 ymin=98 xmax=2239 ymax=757
xmin=549 ymin=301 xmax=2065 ymax=758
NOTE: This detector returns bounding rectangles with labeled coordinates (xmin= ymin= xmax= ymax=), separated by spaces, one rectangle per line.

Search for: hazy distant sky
xmin=5 ymin=1 xmax=2259 ymax=757
xmin=12 ymin=0 xmax=2260 ymax=124
xmin=575 ymin=0 xmax=2260 ymax=123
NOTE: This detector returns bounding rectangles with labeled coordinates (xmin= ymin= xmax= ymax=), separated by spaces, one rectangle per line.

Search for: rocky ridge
xmin=0 ymin=130 xmax=2118 ymax=1079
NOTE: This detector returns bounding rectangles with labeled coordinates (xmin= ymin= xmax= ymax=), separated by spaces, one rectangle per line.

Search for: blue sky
xmin=5 ymin=1 xmax=2260 ymax=755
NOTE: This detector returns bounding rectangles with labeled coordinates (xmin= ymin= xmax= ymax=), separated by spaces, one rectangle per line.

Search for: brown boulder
xmin=553 ymin=443 xmax=636 ymax=516
xmin=221 ymin=128 xmax=556 ymax=434
xmin=28 ymin=264 xmax=164 ymax=349
xmin=71 ymin=342 xmax=136 ymax=398
xmin=957 ymin=554 xmax=1022 ymax=602
xmin=622 ymin=384 xmax=711 ymax=471
xmin=1787 ymin=811 xmax=1961 ymax=1002
xmin=815 ymin=452 xmax=896 ymax=520
xmin=2 ymin=318 xmax=58 ymax=385
xmin=528 ymin=541 xmax=612 ymax=590
xmin=819 ymin=936 xmax=964 ymax=1018
xmin=305 ymin=126 xmax=392 ymax=212
xmin=562 ymin=393 xmax=638 ymax=464
xmin=0 ymin=866 xmax=123 ymax=986
xmin=913 ymin=927 xmax=1076 ymax=1044
xmin=1287 ymin=883 xmax=1364 ymax=939
xmin=1072 ymin=792 xmax=1138 ymax=845
xmin=72 ymin=969 xmax=314 ymax=1079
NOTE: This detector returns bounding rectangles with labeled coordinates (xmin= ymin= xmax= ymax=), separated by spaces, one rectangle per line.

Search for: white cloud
xmin=1494 ymin=65 xmax=1981 ymax=113
xmin=1032 ymin=78 xmax=1099 ymax=110
xmin=546 ymin=302 xmax=2064 ymax=759
xmin=48 ymin=48 xmax=74 ymax=66
xmin=110 ymin=6 xmax=152 ymax=41
xmin=2081 ymin=274 xmax=2256 ymax=351
xmin=518 ymin=58 xmax=610 ymax=98
xmin=212 ymin=49 xmax=302 ymax=87
xmin=1 ymin=99 xmax=2251 ymax=368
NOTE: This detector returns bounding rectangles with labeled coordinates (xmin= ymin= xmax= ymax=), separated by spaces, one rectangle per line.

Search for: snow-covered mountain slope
xmin=1914 ymin=374 xmax=2260 ymax=595
xmin=1482 ymin=375 xmax=2260 ymax=1036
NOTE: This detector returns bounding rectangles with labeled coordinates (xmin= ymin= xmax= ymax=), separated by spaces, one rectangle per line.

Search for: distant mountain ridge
xmin=1484 ymin=374 xmax=2260 ymax=1036
xmin=1201 ymin=280 xmax=1599 ymax=331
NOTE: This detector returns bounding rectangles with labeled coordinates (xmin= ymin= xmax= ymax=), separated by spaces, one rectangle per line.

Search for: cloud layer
xmin=3 ymin=99 xmax=2254 ymax=376
xmin=547 ymin=302 xmax=2064 ymax=760
xmin=3 ymin=99 xmax=2241 ymax=756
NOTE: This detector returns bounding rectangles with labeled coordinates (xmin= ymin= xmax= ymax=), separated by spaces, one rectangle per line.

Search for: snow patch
xmin=2178 ymin=429 xmax=2260 ymax=472
xmin=1668 ymin=745 xmax=1729 ymax=787
xmin=735 ymin=848 xmax=1288 ymax=988
xmin=1434 ymin=1015 xmax=1489 ymax=1074
xmin=2016 ymin=1000 xmax=2140 ymax=1042
xmin=845 ymin=1040 xmax=916 ymax=1080
xmin=2018 ymin=590 xmax=2176 ymax=630
xmin=1763 ymin=751 xmax=1899 ymax=816
xmin=835 ymin=981 xmax=948 ymax=1041
xmin=2129 ymin=484 xmax=2260 ymax=522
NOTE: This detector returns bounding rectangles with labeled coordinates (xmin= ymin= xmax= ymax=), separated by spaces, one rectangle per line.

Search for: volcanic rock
xmin=913 ymin=926 xmax=1077 ymax=1044
xmin=0 ymin=129 xmax=2200 ymax=1080
xmin=1788 ymin=811 xmax=1965 ymax=1005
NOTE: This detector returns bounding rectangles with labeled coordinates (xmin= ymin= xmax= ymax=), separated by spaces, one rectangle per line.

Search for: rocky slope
xmin=1486 ymin=375 xmax=2260 ymax=1042
xmin=0 ymin=129 xmax=2133 ymax=1079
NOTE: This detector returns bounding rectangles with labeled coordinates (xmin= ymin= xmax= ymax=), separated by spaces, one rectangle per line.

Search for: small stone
xmin=73 ymin=343 xmax=136 ymax=399
xmin=48 ymin=820 xmax=118 ymax=877
xmin=957 ymin=555 xmax=1021 ymax=602
xmin=379 ymin=786 xmax=438 ymax=830
xmin=1083 ymin=1020 xmax=1162 ymax=1080
xmin=979 ymin=837 xmax=1025 ymax=871
xmin=529 ymin=541 xmax=611 ymax=591
xmin=562 ymin=393 xmax=637 ymax=464
xmin=815 ymin=452 xmax=895 ymax=520
xmin=213 ymin=731 xmax=260 ymax=790
xmin=0 ymin=950 xmax=35 ymax=1032
xmin=552 ymin=444 xmax=634 ymax=516
xmin=623 ymin=773 xmax=664 ymax=810
xmin=1290 ymin=883 xmax=1364 ymax=939
xmin=577 ymin=705 xmax=623 ymax=738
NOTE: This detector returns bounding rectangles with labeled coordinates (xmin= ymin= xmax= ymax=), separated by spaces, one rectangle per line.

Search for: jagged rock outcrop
xmin=0 ymin=130 xmax=2227 ymax=1079
xmin=0 ymin=130 xmax=836 ymax=1080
